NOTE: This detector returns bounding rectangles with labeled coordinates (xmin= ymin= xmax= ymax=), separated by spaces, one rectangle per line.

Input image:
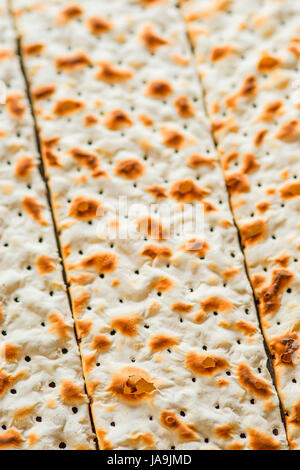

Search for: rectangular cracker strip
xmin=0 ymin=0 xmax=94 ymax=450
xmin=179 ymin=0 xmax=300 ymax=449
xmin=12 ymin=0 xmax=288 ymax=450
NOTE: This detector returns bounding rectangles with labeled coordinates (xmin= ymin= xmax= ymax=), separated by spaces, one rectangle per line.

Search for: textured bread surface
xmin=179 ymin=0 xmax=300 ymax=449
xmin=10 ymin=0 xmax=289 ymax=450
xmin=0 ymin=0 xmax=94 ymax=450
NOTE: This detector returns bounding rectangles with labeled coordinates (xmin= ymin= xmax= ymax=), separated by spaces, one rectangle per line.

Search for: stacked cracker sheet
xmin=179 ymin=0 xmax=300 ymax=449
xmin=8 ymin=0 xmax=290 ymax=450
xmin=0 ymin=0 xmax=94 ymax=450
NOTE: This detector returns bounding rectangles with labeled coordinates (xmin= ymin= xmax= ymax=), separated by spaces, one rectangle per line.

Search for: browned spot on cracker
xmin=161 ymin=128 xmax=185 ymax=150
xmin=215 ymin=424 xmax=234 ymax=440
xmin=201 ymin=297 xmax=232 ymax=314
xmin=257 ymin=55 xmax=281 ymax=72
xmin=115 ymin=159 xmax=145 ymax=179
xmin=3 ymin=344 xmax=20 ymax=363
xmin=127 ymin=433 xmax=156 ymax=450
xmin=151 ymin=277 xmax=173 ymax=292
xmin=186 ymin=351 xmax=229 ymax=376
xmin=270 ymin=332 xmax=299 ymax=367
xmin=187 ymin=154 xmax=215 ymax=169
xmin=226 ymin=173 xmax=250 ymax=195
xmin=256 ymin=201 xmax=270 ymax=214
xmin=140 ymin=0 xmax=166 ymax=6
xmin=60 ymin=380 xmax=85 ymax=405
xmin=91 ymin=335 xmax=111 ymax=352
xmin=111 ymin=315 xmax=141 ymax=338
xmin=139 ymin=25 xmax=169 ymax=53
xmin=223 ymin=268 xmax=239 ymax=280
xmin=237 ymin=364 xmax=272 ymax=398
xmin=36 ymin=255 xmax=55 ymax=274
xmin=137 ymin=216 xmax=169 ymax=240
xmin=58 ymin=4 xmax=83 ymax=24
xmin=242 ymin=154 xmax=259 ymax=174
xmin=170 ymin=180 xmax=208 ymax=202
xmin=149 ymin=334 xmax=178 ymax=352
xmin=77 ymin=320 xmax=93 ymax=338
xmin=147 ymin=185 xmax=168 ymax=199
xmin=226 ymin=76 xmax=257 ymax=109
xmin=174 ymin=96 xmax=195 ymax=118
xmin=260 ymin=100 xmax=283 ymax=122
xmin=22 ymin=196 xmax=47 ymax=225
xmin=280 ymin=182 xmax=300 ymax=199
xmin=32 ymin=84 xmax=56 ymax=101
xmin=15 ymin=156 xmax=34 ymax=179
xmin=248 ymin=429 xmax=280 ymax=450
xmin=74 ymin=252 xmax=118 ymax=274
xmin=211 ymin=45 xmax=233 ymax=61
xmin=146 ymin=80 xmax=173 ymax=99
xmin=86 ymin=17 xmax=112 ymax=35
xmin=240 ymin=220 xmax=266 ymax=246
xmin=139 ymin=114 xmax=154 ymax=127
xmin=223 ymin=151 xmax=238 ymax=171
xmin=48 ymin=313 xmax=71 ymax=339
xmin=235 ymin=321 xmax=257 ymax=336
xmin=171 ymin=302 xmax=193 ymax=314
xmin=42 ymin=137 xmax=61 ymax=168
xmin=181 ymin=238 xmax=209 ymax=257
xmin=53 ymin=99 xmax=85 ymax=116
xmin=254 ymin=129 xmax=268 ymax=146
xmin=69 ymin=196 xmax=100 ymax=220
xmin=69 ymin=147 xmax=107 ymax=178
xmin=0 ymin=429 xmax=23 ymax=450
xmin=141 ymin=244 xmax=172 ymax=260
xmin=289 ymin=401 xmax=300 ymax=428
xmin=276 ymin=120 xmax=299 ymax=141
xmin=108 ymin=367 xmax=156 ymax=402
xmin=260 ymin=269 xmax=294 ymax=315
xmin=103 ymin=109 xmax=133 ymax=130
xmin=275 ymin=253 xmax=290 ymax=268
xmin=84 ymin=114 xmax=98 ymax=126
xmin=23 ymin=43 xmax=44 ymax=55
xmin=56 ymin=52 xmax=91 ymax=71
xmin=6 ymin=94 xmax=25 ymax=118
xmin=0 ymin=370 xmax=26 ymax=397
xmin=73 ymin=291 xmax=90 ymax=315
xmin=160 ymin=410 xmax=198 ymax=442
xmin=96 ymin=62 xmax=133 ymax=83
